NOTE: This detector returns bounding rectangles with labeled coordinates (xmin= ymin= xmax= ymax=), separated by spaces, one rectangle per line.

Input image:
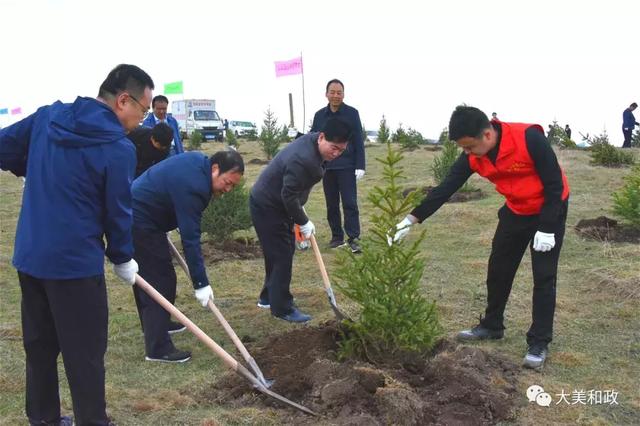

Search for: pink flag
xmin=11 ymin=107 xmax=22 ymax=115
xmin=274 ymin=57 xmax=303 ymax=77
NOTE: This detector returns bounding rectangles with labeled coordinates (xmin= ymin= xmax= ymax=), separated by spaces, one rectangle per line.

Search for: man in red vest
xmin=391 ymin=105 xmax=569 ymax=370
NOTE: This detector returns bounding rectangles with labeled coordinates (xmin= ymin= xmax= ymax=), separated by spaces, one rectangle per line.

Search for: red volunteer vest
xmin=468 ymin=122 xmax=570 ymax=215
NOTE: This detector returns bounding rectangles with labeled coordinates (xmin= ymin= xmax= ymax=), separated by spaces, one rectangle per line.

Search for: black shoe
xmin=456 ymin=324 xmax=504 ymax=341
xmin=29 ymin=415 xmax=74 ymax=426
xmin=275 ymin=308 xmax=312 ymax=323
xmin=329 ymin=238 xmax=347 ymax=249
xmin=168 ymin=321 xmax=186 ymax=335
xmin=59 ymin=416 xmax=73 ymax=426
xmin=348 ymin=238 xmax=362 ymax=253
xmin=145 ymin=349 xmax=191 ymax=363
xmin=523 ymin=344 xmax=548 ymax=369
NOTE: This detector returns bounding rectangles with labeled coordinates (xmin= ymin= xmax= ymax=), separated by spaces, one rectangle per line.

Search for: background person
xmin=622 ymin=102 xmax=639 ymax=148
xmin=0 ymin=63 xmax=153 ymax=426
xmin=311 ymin=79 xmax=365 ymax=253
xmin=143 ymin=95 xmax=184 ymax=155
xmin=128 ymin=122 xmax=173 ymax=178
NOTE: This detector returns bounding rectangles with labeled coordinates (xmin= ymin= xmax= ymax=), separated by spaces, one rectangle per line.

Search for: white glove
xmin=194 ymin=285 xmax=214 ymax=307
xmin=355 ymin=169 xmax=365 ymax=180
xmin=388 ymin=217 xmax=414 ymax=245
xmin=113 ymin=259 xmax=138 ymax=285
xmin=299 ymin=220 xmax=315 ymax=239
xmin=532 ymin=231 xmax=555 ymax=252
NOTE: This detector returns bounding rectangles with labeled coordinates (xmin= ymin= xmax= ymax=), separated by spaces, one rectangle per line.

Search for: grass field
xmin=1 ymin=141 xmax=639 ymax=425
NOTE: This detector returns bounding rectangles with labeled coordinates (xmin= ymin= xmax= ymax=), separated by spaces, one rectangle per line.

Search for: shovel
xmin=166 ymin=236 xmax=273 ymax=389
xmin=134 ymin=274 xmax=316 ymax=415
xmin=308 ymin=234 xmax=347 ymax=321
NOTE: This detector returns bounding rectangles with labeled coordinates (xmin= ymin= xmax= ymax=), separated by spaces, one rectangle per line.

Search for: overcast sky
xmin=1 ymin=0 xmax=638 ymax=144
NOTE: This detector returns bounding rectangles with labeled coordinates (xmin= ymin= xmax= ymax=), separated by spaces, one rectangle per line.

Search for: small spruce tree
xmin=187 ymin=130 xmax=203 ymax=151
xmin=201 ymin=178 xmax=252 ymax=242
xmin=612 ymin=164 xmax=640 ymax=228
xmin=259 ymin=107 xmax=281 ymax=160
xmin=334 ymin=142 xmax=442 ymax=363
xmin=225 ymin=128 xmax=238 ymax=150
xmin=632 ymin=129 xmax=640 ymax=148
xmin=431 ymin=130 xmax=475 ymax=192
xmin=391 ymin=123 xmax=407 ymax=144
xmin=377 ymin=115 xmax=390 ymax=144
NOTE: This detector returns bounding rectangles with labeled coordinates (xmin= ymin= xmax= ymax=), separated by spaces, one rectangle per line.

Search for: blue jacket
xmin=0 ymin=97 xmax=136 ymax=279
xmin=132 ymin=152 xmax=212 ymax=289
xmin=143 ymin=113 xmax=184 ymax=154
xmin=310 ymin=103 xmax=365 ymax=170
xmin=622 ymin=108 xmax=639 ymax=129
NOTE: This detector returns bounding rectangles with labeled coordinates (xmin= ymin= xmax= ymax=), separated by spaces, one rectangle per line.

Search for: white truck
xmin=172 ymin=99 xmax=224 ymax=141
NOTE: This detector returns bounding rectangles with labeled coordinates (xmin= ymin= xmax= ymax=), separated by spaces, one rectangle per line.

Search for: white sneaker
xmin=523 ymin=345 xmax=548 ymax=369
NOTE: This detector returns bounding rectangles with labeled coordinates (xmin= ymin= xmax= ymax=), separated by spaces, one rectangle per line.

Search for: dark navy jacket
xmin=132 ymin=152 xmax=212 ymax=289
xmin=310 ymin=103 xmax=365 ymax=170
xmin=250 ymin=132 xmax=325 ymax=225
xmin=0 ymin=97 xmax=136 ymax=279
xmin=143 ymin=113 xmax=184 ymax=154
xmin=622 ymin=108 xmax=639 ymax=129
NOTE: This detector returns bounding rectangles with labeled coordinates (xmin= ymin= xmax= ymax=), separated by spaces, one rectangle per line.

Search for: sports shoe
xmin=168 ymin=321 xmax=186 ymax=334
xmin=329 ymin=238 xmax=347 ymax=249
xmin=456 ymin=324 xmax=504 ymax=341
xmin=257 ymin=299 xmax=270 ymax=309
xmin=145 ymin=349 xmax=191 ymax=363
xmin=59 ymin=416 xmax=73 ymax=426
xmin=523 ymin=344 xmax=548 ymax=370
xmin=348 ymin=238 xmax=362 ymax=254
xmin=275 ymin=308 xmax=312 ymax=323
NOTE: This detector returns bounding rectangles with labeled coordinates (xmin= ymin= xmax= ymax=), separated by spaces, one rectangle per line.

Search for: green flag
xmin=164 ymin=81 xmax=183 ymax=94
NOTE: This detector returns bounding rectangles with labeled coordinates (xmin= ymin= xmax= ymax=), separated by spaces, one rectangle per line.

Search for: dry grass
xmin=1 ymin=142 xmax=639 ymax=425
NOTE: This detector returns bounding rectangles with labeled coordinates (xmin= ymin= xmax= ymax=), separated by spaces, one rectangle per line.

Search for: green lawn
xmin=1 ymin=141 xmax=638 ymax=425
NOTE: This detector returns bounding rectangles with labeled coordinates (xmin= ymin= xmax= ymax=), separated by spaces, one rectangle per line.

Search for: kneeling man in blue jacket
xmin=132 ymin=150 xmax=244 ymax=362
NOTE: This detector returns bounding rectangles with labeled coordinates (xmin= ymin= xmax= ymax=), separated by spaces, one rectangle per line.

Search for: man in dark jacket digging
xmin=250 ymin=117 xmax=352 ymax=323
xmin=127 ymin=122 xmax=173 ymax=178
xmin=131 ymin=149 xmax=244 ymax=362
xmin=0 ymin=64 xmax=153 ymax=426
xmin=391 ymin=105 xmax=569 ymax=370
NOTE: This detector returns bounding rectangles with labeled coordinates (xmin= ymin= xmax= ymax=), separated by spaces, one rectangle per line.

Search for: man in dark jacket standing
xmin=0 ymin=64 xmax=153 ymax=426
xmin=127 ymin=123 xmax=173 ymax=178
xmin=251 ymin=118 xmax=352 ymax=322
xmin=143 ymin=95 xmax=184 ymax=155
xmin=622 ymin=102 xmax=638 ymax=148
xmin=311 ymin=79 xmax=365 ymax=253
xmin=132 ymin=150 xmax=243 ymax=362
xmin=391 ymin=106 xmax=569 ymax=370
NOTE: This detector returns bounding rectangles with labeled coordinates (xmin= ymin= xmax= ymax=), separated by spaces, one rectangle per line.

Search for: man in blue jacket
xmin=143 ymin=95 xmax=184 ymax=155
xmin=311 ymin=79 xmax=365 ymax=253
xmin=622 ymin=102 xmax=639 ymax=148
xmin=132 ymin=150 xmax=243 ymax=362
xmin=0 ymin=64 xmax=153 ymax=426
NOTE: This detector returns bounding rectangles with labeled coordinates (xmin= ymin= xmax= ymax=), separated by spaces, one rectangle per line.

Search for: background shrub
xmin=612 ymin=164 xmax=640 ymax=228
xmin=200 ymin=178 xmax=252 ymax=242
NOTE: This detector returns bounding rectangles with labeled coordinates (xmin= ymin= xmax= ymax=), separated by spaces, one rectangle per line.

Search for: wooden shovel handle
xmin=309 ymin=234 xmax=332 ymax=292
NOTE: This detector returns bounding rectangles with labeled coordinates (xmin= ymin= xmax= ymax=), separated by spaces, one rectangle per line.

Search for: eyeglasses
xmin=126 ymin=93 xmax=149 ymax=116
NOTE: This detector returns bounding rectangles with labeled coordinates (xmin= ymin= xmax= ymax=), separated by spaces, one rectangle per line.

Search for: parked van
xmin=228 ymin=120 xmax=257 ymax=137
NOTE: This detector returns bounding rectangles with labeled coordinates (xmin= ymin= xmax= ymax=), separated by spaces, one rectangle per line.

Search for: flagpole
xmin=301 ymin=51 xmax=306 ymax=132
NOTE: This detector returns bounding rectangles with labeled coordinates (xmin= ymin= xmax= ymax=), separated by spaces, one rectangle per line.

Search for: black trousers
xmin=622 ymin=128 xmax=633 ymax=148
xmin=322 ymin=168 xmax=360 ymax=241
xmin=132 ymin=228 xmax=177 ymax=357
xmin=19 ymin=272 xmax=110 ymax=426
xmin=480 ymin=201 xmax=568 ymax=346
xmin=250 ymin=196 xmax=296 ymax=316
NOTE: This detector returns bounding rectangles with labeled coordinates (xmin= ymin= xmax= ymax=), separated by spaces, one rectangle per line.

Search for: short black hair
xmin=98 ymin=64 xmax=154 ymax=100
xmin=210 ymin=149 xmax=244 ymax=174
xmin=321 ymin=117 xmax=351 ymax=144
xmin=151 ymin=123 xmax=173 ymax=148
xmin=448 ymin=105 xmax=491 ymax=141
xmin=631 ymin=102 xmax=638 ymax=108
xmin=152 ymin=95 xmax=169 ymax=107
xmin=325 ymin=79 xmax=344 ymax=93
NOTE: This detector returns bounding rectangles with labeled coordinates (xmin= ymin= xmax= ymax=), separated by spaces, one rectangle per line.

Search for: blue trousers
xmin=322 ymin=168 xmax=360 ymax=242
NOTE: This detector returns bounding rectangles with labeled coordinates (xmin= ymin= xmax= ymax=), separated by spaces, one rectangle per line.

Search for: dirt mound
xmin=403 ymin=186 xmax=486 ymax=203
xmin=575 ymin=216 xmax=640 ymax=243
xmin=200 ymin=238 xmax=263 ymax=263
xmin=248 ymin=158 xmax=270 ymax=165
xmin=193 ymin=322 xmax=519 ymax=425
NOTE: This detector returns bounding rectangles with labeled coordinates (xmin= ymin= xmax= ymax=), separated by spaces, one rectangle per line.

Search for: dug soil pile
xmin=575 ymin=216 xmax=640 ymax=243
xmin=199 ymin=322 xmax=520 ymax=425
